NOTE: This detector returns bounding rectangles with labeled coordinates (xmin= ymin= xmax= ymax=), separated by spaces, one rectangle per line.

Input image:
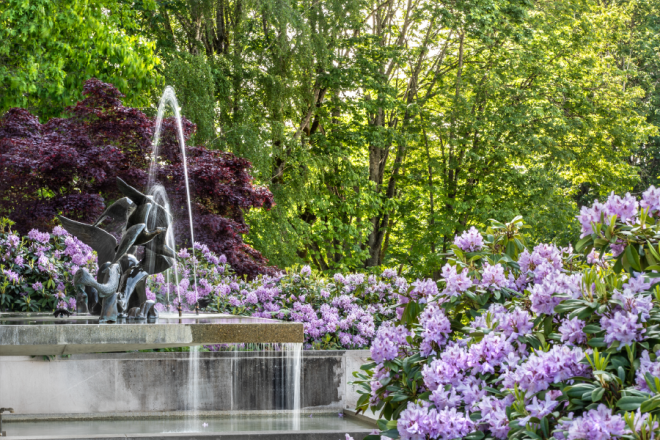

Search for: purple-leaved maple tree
xmin=0 ymin=79 xmax=276 ymax=278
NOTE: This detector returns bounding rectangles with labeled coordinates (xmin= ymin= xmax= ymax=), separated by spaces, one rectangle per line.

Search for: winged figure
xmin=57 ymin=177 xmax=178 ymax=322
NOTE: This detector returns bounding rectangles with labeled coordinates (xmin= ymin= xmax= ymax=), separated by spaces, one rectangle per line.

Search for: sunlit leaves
xmin=0 ymin=0 xmax=161 ymax=118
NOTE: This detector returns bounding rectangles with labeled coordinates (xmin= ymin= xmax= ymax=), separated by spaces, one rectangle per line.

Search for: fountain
xmin=0 ymin=87 xmax=374 ymax=440
xmin=0 ymin=88 xmax=304 ymax=356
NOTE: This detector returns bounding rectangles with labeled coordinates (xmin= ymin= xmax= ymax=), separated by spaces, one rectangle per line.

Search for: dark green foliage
xmin=163 ymin=53 xmax=217 ymax=145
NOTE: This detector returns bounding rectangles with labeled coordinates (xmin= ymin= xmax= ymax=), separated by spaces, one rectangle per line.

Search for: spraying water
xmin=149 ymin=86 xmax=199 ymax=306
xmin=143 ymin=88 xmax=304 ymax=431
xmin=148 ymin=184 xmax=179 ymax=309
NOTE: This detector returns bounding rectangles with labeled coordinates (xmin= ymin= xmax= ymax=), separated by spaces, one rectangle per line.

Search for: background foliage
xmin=2 ymin=0 xmax=660 ymax=278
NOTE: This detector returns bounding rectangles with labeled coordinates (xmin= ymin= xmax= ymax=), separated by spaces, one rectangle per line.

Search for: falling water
xmin=227 ymin=343 xmax=303 ymax=429
xmin=149 ymin=86 xmax=199 ymax=304
xmin=185 ymin=345 xmax=201 ymax=431
xmin=144 ymin=88 xmax=303 ymax=432
xmin=287 ymin=343 xmax=302 ymax=430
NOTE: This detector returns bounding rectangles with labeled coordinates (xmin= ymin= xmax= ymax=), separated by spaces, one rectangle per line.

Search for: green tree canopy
xmin=0 ymin=0 xmax=161 ymax=117
xmin=10 ymin=0 xmax=660 ymax=277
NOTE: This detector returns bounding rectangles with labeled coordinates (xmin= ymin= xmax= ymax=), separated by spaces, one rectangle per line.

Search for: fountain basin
xmin=0 ymin=412 xmax=374 ymax=440
xmin=0 ymin=313 xmax=303 ymax=356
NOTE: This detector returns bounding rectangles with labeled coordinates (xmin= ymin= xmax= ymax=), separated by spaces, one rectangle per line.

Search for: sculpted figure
xmin=58 ymin=178 xmax=175 ymax=322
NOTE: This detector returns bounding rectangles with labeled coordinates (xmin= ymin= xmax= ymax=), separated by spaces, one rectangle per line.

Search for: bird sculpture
xmin=58 ymin=177 xmax=176 ymax=322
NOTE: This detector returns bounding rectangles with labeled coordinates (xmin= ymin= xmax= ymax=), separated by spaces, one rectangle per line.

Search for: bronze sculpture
xmin=58 ymin=178 xmax=175 ymax=322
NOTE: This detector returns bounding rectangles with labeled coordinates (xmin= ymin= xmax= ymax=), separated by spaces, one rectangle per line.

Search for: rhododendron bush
xmin=352 ymin=189 xmax=660 ymax=440
xmin=0 ymin=218 xmax=396 ymax=350
xmin=145 ymin=242 xmax=400 ymax=349
xmin=0 ymin=219 xmax=98 ymax=312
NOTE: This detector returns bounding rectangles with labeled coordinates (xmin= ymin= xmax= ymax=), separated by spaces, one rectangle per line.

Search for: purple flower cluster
xmin=558 ymin=317 xmax=586 ymax=345
xmin=410 ymin=278 xmax=438 ymax=301
xmin=419 ymin=303 xmax=451 ymax=357
xmin=501 ymin=345 xmax=588 ymax=393
xmin=519 ymin=243 xmax=563 ymax=282
xmin=440 ymin=264 xmax=472 ymax=296
xmin=398 ymin=401 xmax=474 ymax=440
xmin=636 ymin=350 xmax=660 ymax=392
xmin=641 ymin=186 xmax=660 ymax=214
xmin=600 ymin=311 xmax=645 ymax=346
xmin=429 ymin=386 xmax=461 ymax=410
xmin=517 ymin=395 xmax=559 ymax=426
xmin=622 ymin=274 xmax=652 ymax=294
xmin=0 ymin=225 xmax=99 ymax=312
xmin=586 ymin=249 xmax=601 ymax=264
xmin=612 ymin=289 xmax=653 ymax=322
xmin=465 ymin=333 xmax=518 ymax=374
xmin=3 ymin=268 xmax=20 ymax=284
xmin=558 ymin=404 xmax=627 ymax=440
xmin=371 ymin=322 xmax=413 ymax=363
xmin=577 ymin=192 xmax=638 ymax=237
xmin=470 ymin=304 xmax=534 ymax=337
xmin=529 ymin=272 xmax=582 ymax=315
xmin=480 ymin=263 xmax=507 ymax=290
xmin=422 ymin=342 xmax=469 ymax=389
xmin=0 ymin=227 xmax=104 ymax=311
xmin=475 ymin=396 xmax=513 ymax=439
xmin=27 ymin=229 xmax=50 ymax=244
xmin=454 ymin=227 xmax=484 ymax=252
xmin=369 ymin=363 xmax=391 ymax=405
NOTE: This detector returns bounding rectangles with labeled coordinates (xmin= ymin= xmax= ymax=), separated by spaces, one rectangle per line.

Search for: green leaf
xmin=583 ymin=324 xmax=603 ymax=334
xmin=525 ymin=430 xmax=543 ymax=440
xmin=588 ymin=337 xmax=607 ymax=348
xmin=381 ymin=428 xmax=400 ymax=438
xmin=616 ymin=396 xmax=647 ymax=411
xmin=640 ymin=396 xmax=660 ymax=413
xmin=591 ymin=387 xmax=605 ymax=403
xmin=566 ymin=384 xmax=597 ymax=398
xmin=626 ymin=245 xmax=642 ymax=272
xmin=464 ymin=431 xmax=485 ymax=440
xmin=576 ymin=236 xmax=592 ymax=252
xmin=646 ymin=242 xmax=660 ymax=262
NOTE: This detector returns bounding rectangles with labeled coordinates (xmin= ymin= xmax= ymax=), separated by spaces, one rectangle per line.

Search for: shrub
xmin=0 ymin=79 xmax=275 ymax=278
xmin=0 ymin=219 xmax=97 ymax=312
xmin=147 ymin=243 xmax=400 ymax=350
xmin=352 ymin=189 xmax=660 ymax=440
xmin=0 ymin=219 xmax=395 ymax=350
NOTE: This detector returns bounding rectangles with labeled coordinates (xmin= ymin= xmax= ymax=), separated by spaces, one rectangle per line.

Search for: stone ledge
xmin=0 ymin=314 xmax=304 ymax=355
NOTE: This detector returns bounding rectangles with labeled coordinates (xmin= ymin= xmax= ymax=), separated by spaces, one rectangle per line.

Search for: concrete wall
xmin=0 ymin=350 xmax=371 ymax=416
